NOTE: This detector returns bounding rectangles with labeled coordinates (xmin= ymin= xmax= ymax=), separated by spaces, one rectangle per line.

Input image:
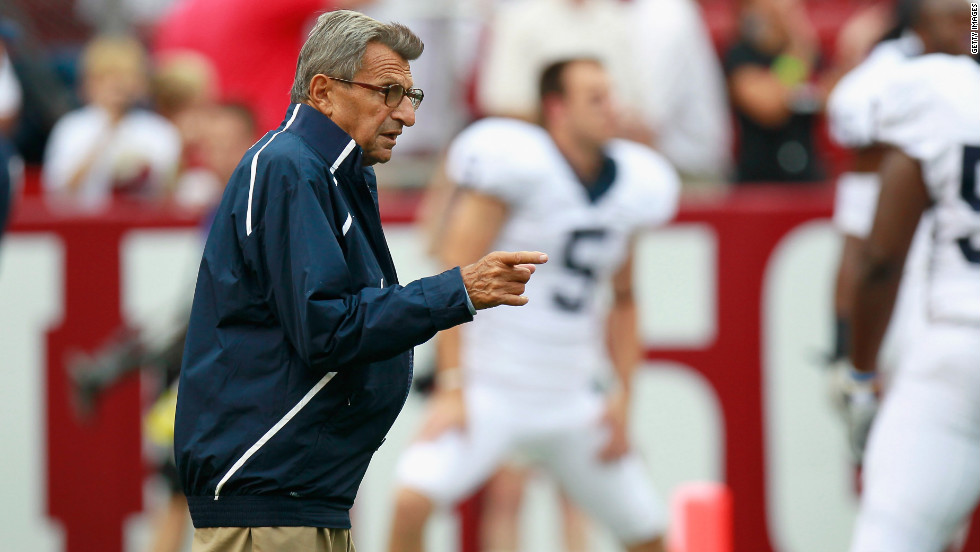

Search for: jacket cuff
xmin=419 ymin=267 xmax=475 ymax=331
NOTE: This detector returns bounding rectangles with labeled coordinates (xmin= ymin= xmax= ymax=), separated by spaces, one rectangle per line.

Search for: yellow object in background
xmin=145 ymin=386 xmax=178 ymax=447
xmin=771 ymin=54 xmax=811 ymax=88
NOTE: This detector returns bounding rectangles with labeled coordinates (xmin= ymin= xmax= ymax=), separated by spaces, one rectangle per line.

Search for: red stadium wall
xmin=3 ymin=189 xmax=978 ymax=552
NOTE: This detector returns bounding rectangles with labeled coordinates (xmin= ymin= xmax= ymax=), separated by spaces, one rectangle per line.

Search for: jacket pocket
xmin=287 ymin=420 xmax=376 ymax=500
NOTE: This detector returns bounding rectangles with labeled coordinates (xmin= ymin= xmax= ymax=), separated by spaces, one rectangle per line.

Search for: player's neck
xmin=550 ymin=130 xmax=603 ymax=186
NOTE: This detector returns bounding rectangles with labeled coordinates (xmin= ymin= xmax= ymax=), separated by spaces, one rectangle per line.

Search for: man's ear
xmin=307 ymin=74 xmax=334 ymax=116
xmin=540 ymin=94 xmax=562 ymax=127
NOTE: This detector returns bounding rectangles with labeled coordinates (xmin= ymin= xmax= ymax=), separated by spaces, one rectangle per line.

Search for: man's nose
xmin=391 ymin=95 xmax=416 ymax=127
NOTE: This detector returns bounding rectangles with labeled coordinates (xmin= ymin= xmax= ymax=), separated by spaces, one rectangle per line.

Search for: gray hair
xmin=289 ymin=10 xmax=424 ymax=103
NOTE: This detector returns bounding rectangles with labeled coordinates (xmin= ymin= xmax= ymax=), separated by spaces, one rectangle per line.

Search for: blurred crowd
xmin=0 ymin=0 xmax=917 ymax=224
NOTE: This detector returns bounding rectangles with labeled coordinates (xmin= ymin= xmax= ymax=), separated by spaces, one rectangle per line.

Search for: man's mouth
xmin=380 ymin=131 xmax=401 ymax=146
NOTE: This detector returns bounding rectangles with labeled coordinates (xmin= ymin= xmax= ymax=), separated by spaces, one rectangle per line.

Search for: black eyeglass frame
xmin=328 ymin=77 xmax=424 ymax=110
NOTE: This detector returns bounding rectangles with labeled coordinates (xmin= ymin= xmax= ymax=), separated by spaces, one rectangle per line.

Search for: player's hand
xmin=417 ymin=388 xmax=467 ymax=441
xmin=460 ymin=251 xmax=548 ymax=309
xmin=828 ymin=360 xmax=879 ymax=463
xmin=598 ymin=391 xmax=631 ymax=462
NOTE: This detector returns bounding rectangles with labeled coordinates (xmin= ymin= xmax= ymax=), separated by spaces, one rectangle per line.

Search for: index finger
xmin=497 ymin=251 xmax=548 ymax=266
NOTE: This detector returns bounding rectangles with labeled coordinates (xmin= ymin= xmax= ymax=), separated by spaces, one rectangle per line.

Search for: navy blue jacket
xmin=174 ymin=104 xmax=473 ymax=528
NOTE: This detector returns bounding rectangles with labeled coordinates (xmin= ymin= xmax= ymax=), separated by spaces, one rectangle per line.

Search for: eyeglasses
xmin=328 ymin=77 xmax=424 ymax=110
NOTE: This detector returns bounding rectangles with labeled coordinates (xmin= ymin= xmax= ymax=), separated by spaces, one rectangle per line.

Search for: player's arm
xmin=599 ymin=241 xmax=639 ymax=461
xmin=417 ymin=156 xmax=457 ymax=257
xmin=831 ymin=234 xmax=861 ymax=357
xmin=417 ymin=190 xmax=510 ymax=440
xmin=830 ymin=146 xmax=887 ymax=361
xmin=850 ymin=147 xmax=929 ymax=374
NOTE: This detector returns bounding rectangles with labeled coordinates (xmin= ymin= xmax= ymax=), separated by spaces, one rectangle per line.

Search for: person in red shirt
xmin=153 ymin=0 xmax=375 ymax=132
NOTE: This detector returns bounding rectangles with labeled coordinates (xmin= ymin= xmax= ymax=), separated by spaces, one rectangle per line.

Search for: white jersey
xmin=446 ymin=118 xmax=680 ymax=391
xmin=828 ymin=34 xmax=922 ymax=150
xmin=828 ymin=35 xmax=932 ymax=375
xmin=874 ymin=55 xmax=980 ymax=326
xmin=829 ymin=34 xmax=922 ymax=238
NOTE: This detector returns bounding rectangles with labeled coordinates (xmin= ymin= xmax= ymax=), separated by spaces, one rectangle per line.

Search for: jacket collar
xmin=282 ymin=103 xmax=363 ymax=174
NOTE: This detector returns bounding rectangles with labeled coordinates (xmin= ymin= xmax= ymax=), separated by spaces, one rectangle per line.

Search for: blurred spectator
xmin=0 ymin=10 xmax=78 ymax=165
xmin=475 ymin=0 xmax=729 ymax=184
xmin=0 ymin=48 xmax=21 ymax=136
xmin=1 ymin=42 xmax=21 ymax=242
xmin=630 ymin=0 xmax=731 ymax=183
xmin=154 ymin=0 xmax=376 ymax=133
xmin=42 ymin=35 xmax=180 ymax=210
xmin=724 ymin=0 xmax=826 ymax=184
xmin=151 ymin=52 xmax=258 ymax=211
xmin=199 ymin=103 xmax=257 ymax=185
xmin=151 ymin=51 xmax=221 ymax=208
xmin=172 ymin=101 xmax=258 ymax=210
xmin=475 ymin=0 xmax=639 ymax=121
xmin=152 ymin=51 xmax=216 ymax=146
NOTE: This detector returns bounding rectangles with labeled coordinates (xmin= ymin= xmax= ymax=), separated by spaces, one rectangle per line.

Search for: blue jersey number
xmin=554 ymin=228 xmax=608 ymax=312
xmin=958 ymin=145 xmax=980 ymax=264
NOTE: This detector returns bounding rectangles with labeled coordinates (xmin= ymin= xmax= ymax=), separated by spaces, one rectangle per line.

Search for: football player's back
xmin=848 ymin=49 xmax=980 ymax=552
xmin=877 ymin=54 xmax=980 ymax=324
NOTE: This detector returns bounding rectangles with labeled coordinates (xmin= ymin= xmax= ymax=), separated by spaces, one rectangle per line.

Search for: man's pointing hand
xmin=460 ymin=251 xmax=548 ymax=309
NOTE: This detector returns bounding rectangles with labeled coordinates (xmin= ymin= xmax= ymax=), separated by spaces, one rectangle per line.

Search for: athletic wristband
xmin=849 ymin=368 xmax=876 ymax=383
xmin=832 ymin=316 xmax=850 ymax=362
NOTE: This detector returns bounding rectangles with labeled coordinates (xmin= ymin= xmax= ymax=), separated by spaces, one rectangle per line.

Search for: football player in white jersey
xmin=387 ymin=59 xmax=680 ymax=552
xmin=827 ymin=0 xmax=972 ymax=459
xmin=846 ymin=49 xmax=980 ymax=552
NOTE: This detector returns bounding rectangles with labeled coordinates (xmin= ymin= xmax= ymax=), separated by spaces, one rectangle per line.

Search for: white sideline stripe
xmin=214 ymin=370 xmax=338 ymax=500
xmin=245 ymin=104 xmax=301 ymax=236
xmin=342 ymin=213 xmax=353 ymax=236
xmin=330 ymin=139 xmax=357 ymax=174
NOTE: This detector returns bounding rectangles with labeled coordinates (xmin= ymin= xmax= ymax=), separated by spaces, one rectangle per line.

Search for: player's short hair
xmin=289 ymin=10 xmax=424 ymax=104
xmin=538 ymin=58 xmax=603 ymax=103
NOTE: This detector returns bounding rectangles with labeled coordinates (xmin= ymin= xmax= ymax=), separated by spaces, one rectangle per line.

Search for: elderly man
xmin=174 ymin=10 xmax=547 ymax=552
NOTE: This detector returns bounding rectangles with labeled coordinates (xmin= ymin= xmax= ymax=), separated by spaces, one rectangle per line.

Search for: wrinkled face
xmin=326 ymin=42 xmax=416 ymax=165
xmin=558 ymin=61 xmax=617 ymax=148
